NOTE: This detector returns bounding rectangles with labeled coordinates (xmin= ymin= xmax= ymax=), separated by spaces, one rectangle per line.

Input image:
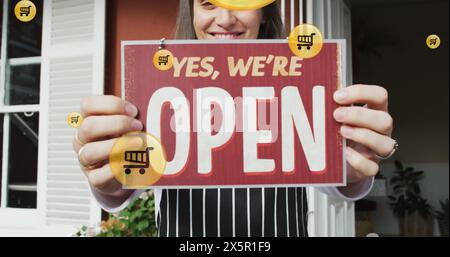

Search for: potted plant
xmin=74 ymin=190 xmax=158 ymax=237
xmin=435 ymin=198 xmax=449 ymax=237
xmin=388 ymin=160 xmax=434 ymax=236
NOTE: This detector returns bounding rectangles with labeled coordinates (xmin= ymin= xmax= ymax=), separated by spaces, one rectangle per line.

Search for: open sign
xmin=122 ymin=40 xmax=346 ymax=187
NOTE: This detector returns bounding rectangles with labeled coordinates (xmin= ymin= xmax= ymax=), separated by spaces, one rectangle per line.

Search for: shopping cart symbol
xmin=158 ymin=55 xmax=170 ymax=66
xmin=123 ymin=147 xmax=154 ymax=175
xmin=71 ymin=116 xmax=80 ymax=124
xmin=297 ymin=33 xmax=316 ymax=50
xmin=20 ymin=6 xmax=32 ymax=16
xmin=430 ymin=38 xmax=438 ymax=45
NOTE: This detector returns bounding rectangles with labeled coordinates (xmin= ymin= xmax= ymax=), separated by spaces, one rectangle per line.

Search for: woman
xmin=73 ymin=0 xmax=396 ymax=237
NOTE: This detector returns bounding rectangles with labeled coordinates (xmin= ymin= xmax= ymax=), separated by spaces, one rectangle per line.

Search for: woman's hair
xmin=174 ymin=0 xmax=286 ymax=40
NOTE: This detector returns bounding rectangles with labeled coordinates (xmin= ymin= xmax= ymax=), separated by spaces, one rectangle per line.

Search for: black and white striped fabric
xmin=156 ymin=187 xmax=308 ymax=237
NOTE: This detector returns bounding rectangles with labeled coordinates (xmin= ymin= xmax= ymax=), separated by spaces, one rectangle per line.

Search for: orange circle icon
xmin=288 ymin=24 xmax=324 ymax=59
xmin=426 ymin=34 xmax=441 ymax=49
xmin=67 ymin=112 xmax=83 ymax=128
xmin=14 ymin=0 xmax=37 ymax=22
xmin=109 ymin=131 xmax=167 ymax=189
xmin=153 ymin=49 xmax=174 ymax=71
xmin=208 ymin=0 xmax=275 ymax=10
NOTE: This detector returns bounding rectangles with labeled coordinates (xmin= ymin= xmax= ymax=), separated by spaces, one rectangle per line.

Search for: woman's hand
xmin=72 ymin=95 xmax=143 ymax=199
xmin=333 ymin=84 xmax=396 ymax=184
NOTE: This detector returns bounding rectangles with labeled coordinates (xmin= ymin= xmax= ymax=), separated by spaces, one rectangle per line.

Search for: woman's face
xmin=193 ymin=0 xmax=263 ymax=40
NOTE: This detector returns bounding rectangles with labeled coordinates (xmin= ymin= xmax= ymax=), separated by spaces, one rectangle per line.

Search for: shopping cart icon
xmin=71 ymin=115 xmax=80 ymax=124
xmin=158 ymin=55 xmax=170 ymax=66
xmin=123 ymin=147 xmax=154 ymax=175
xmin=430 ymin=38 xmax=438 ymax=45
xmin=20 ymin=6 xmax=32 ymax=16
xmin=297 ymin=33 xmax=316 ymax=50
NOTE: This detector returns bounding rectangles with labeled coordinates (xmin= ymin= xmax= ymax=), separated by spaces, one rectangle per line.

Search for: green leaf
xmin=97 ymin=194 xmax=157 ymax=237
xmin=137 ymin=220 xmax=150 ymax=231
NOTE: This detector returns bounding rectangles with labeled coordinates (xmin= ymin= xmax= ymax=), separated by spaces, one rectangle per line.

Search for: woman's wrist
xmin=337 ymin=176 xmax=374 ymax=200
xmin=109 ymin=188 xmax=135 ymax=200
xmin=92 ymin=185 xmax=135 ymax=200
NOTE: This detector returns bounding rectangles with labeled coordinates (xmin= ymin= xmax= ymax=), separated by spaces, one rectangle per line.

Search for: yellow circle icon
xmin=426 ymin=34 xmax=441 ymax=49
xmin=67 ymin=112 xmax=83 ymax=128
xmin=14 ymin=0 xmax=37 ymax=22
xmin=208 ymin=0 xmax=275 ymax=10
xmin=109 ymin=131 xmax=166 ymax=189
xmin=288 ymin=24 xmax=324 ymax=59
xmin=153 ymin=49 xmax=174 ymax=71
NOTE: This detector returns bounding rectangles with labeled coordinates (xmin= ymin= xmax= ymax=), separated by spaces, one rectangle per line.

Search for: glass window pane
xmin=7 ymin=64 xmax=40 ymax=105
xmin=7 ymin=112 xmax=39 ymax=209
xmin=7 ymin=0 xmax=43 ymax=58
xmin=8 ymin=191 xmax=36 ymax=208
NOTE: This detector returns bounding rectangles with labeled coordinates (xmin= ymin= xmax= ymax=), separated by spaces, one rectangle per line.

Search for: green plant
xmin=73 ymin=190 xmax=158 ymax=237
xmin=435 ymin=198 xmax=449 ymax=236
xmin=388 ymin=160 xmax=433 ymax=219
xmin=74 ymin=225 xmax=88 ymax=237
xmin=96 ymin=190 xmax=158 ymax=237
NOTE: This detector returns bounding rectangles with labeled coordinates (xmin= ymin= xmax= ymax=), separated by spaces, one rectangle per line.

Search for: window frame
xmin=0 ymin=0 xmax=43 ymax=226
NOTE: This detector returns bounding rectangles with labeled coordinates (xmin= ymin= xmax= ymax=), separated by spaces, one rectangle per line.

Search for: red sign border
xmin=121 ymin=39 xmax=347 ymax=189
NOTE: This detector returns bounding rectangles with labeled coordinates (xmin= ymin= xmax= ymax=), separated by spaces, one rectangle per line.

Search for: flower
xmin=139 ymin=190 xmax=152 ymax=201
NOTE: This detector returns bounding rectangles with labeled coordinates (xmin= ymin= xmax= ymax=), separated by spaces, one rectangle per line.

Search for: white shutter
xmin=304 ymin=0 xmax=355 ymax=237
xmin=37 ymin=0 xmax=105 ymax=231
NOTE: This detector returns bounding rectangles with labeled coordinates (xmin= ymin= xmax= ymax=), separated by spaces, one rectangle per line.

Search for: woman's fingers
xmin=78 ymin=136 xmax=144 ymax=169
xmin=334 ymin=84 xmax=388 ymax=111
xmin=333 ymin=84 xmax=393 ymax=183
xmin=73 ymin=96 xmax=140 ymax=151
xmin=72 ymin=130 xmax=84 ymax=153
xmin=340 ymin=125 xmax=396 ymax=158
xmin=78 ymin=138 xmax=118 ymax=169
xmin=81 ymin=163 xmax=124 ymax=195
xmin=334 ymin=106 xmax=393 ymax=136
xmin=74 ymin=95 xmax=142 ymax=196
xmin=78 ymin=137 xmax=145 ymax=196
xmin=80 ymin=95 xmax=138 ymax=117
xmin=77 ymin=115 xmax=143 ymax=145
xmin=345 ymin=146 xmax=379 ymax=182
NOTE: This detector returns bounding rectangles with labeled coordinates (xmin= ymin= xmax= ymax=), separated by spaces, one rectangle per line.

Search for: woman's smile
xmin=206 ymin=31 xmax=245 ymax=39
